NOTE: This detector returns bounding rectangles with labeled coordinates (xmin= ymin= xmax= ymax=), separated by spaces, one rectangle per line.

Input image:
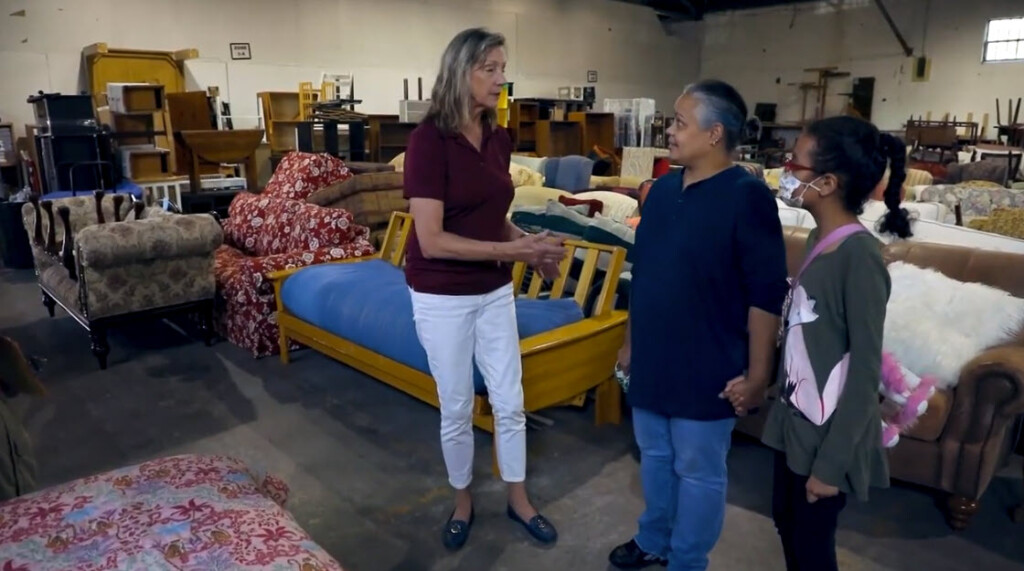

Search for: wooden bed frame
xmin=268 ymin=211 xmax=628 ymax=435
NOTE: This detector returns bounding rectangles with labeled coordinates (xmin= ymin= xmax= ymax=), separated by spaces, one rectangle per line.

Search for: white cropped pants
xmin=410 ymin=282 xmax=526 ymax=489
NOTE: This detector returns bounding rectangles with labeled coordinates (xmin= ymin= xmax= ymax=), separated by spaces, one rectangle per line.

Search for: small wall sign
xmin=230 ymin=43 xmax=252 ymax=60
xmin=587 ymin=70 xmax=598 ymax=83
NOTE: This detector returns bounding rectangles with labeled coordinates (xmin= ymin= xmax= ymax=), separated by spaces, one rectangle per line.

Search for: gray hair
xmin=426 ymin=28 xmax=506 ymax=133
xmin=683 ymin=80 xmax=749 ymax=151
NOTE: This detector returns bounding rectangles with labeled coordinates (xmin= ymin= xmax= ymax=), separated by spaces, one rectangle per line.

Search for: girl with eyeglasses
xmin=749 ymin=115 xmax=912 ymax=570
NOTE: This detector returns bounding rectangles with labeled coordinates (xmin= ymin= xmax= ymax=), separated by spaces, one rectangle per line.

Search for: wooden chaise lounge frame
xmin=269 ymin=211 xmax=627 ymax=434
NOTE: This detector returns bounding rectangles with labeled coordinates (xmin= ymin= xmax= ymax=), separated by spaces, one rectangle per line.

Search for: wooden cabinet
xmin=257 ymin=92 xmax=302 ymax=154
xmin=536 ymin=121 xmax=583 ymax=157
xmin=366 ymin=114 xmax=399 ymax=162
xmin=165 ymin=91 xmax=216 ymax=178
xmin=377 ymin=122 xmax=417 ymax=163
xmin=509 ymin=101 xmax=539 ymax=152
xmin=569 ymin=112 xmax=615 ymax=153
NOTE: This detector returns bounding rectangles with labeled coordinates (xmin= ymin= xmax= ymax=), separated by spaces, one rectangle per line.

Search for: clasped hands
xmin=720 ymin=376 xmax=840 ymax=503
xmin=719 ymin=374 xmax=767 ymax=418
xmin=514 ymin=230 xmax=567 ymax=280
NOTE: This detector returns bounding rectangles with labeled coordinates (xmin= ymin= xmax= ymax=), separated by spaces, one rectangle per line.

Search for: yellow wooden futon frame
xmin=268 ymin=211 xmax=628 ymax=434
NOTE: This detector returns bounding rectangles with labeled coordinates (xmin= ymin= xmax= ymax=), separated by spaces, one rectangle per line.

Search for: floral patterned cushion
xmin=0 ymin=454 xmax=343 ymax=570
xmin=263 ymin=152 xmax=353 ymax=201
xmin=916 ymin=184 xmax=1024 ymax=222
xmin=223 ymin=193 xmax=370 ymax=258
xmin=215 ymin=241 xmax=374 ymax=357
xmin=215 ymin=193 xmax=376 ymax=357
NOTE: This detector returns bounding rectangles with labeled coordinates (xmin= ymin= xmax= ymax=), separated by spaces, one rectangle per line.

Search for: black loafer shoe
xmin=507 ymin=505 xmax=558 ymax=544
xmin=608 ymin=539 xmax=667 ymax=568
xmin=442 ymin=508 xmax=474 ymax=551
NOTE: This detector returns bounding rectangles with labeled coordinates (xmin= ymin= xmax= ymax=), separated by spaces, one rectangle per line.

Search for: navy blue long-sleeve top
xmin=627 ymin=166 xmax=789 ymax=420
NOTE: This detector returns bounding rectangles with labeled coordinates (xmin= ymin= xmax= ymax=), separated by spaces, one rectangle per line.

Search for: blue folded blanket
xmin=280 ymin=259 xmax=585 ymax=394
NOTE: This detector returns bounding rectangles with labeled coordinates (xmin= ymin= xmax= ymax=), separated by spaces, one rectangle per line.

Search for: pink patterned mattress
xmin=0 ymin=454 xmax=343 ymax=570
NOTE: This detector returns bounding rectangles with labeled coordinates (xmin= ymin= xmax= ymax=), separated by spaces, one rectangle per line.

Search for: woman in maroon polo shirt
xmin=403 ymin=28 xmax=567 ymax=551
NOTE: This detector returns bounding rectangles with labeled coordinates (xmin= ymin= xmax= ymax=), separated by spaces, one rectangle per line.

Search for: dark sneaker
xmin=442 ymin=507 xmax=474 ymax=551
xmin=609 ymin=539 xmax=668 ymax=568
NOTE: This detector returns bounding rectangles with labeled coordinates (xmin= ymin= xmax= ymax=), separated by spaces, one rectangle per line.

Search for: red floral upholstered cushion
xmin=214 ymin=240 xmax=375 ymax=357
xmin=216 ymin=192 xmax=375 ymax=357
xmin=263 ymin=152 xmax=353 ymax=201
xmin=223 ymin=193 xmax=369 ymax=257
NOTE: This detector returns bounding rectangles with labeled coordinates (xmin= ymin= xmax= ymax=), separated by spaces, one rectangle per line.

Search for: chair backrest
xmin=377 ymin=211 xmax=626 ymax=317
xmin=22 ymin=193 xmax=135 ymax=248
xmin=378 ymin=211 xmax=414 ymax=267
xmin=543 ymin=155 xmax=595 ymax=192
xmin=512 ymin=239 xmax=625 ymax=317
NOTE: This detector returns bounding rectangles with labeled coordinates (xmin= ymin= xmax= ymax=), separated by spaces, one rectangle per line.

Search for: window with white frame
xmin=984 ymin=17 xmax=1024 ymax=62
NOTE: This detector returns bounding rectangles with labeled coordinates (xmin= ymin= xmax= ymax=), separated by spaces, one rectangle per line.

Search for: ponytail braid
xmin=878 ymin=133 xmax=913 ymax=239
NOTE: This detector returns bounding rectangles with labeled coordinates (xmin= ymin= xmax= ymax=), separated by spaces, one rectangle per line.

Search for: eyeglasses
xmin=783 ymin=160 xmax=816 ymax=174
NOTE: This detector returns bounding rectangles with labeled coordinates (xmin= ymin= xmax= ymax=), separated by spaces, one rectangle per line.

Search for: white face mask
xmin=778 ymin=172 xmax=822 ymax=208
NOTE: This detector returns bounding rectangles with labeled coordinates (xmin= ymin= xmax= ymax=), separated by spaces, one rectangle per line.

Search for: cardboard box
xmin=107 ymin=83 xmax=164 ymax=114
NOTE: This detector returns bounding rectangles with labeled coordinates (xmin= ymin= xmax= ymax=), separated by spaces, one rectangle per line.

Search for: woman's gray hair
xmin=426 ymin=27 xmax=506 ymax=133
xmin=682 ymin=79 xmax=750 ymax=151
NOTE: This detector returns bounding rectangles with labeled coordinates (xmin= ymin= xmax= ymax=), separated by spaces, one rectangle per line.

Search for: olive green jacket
xmin=761 ymin=231 xmax=890 ymax=502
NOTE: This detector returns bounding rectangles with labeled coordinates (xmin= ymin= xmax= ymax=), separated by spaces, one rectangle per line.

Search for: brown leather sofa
xmin=736 ymin=225 xmax=1024 ymax=530
xmin=304 ymin=171 xmax=409 ymax=248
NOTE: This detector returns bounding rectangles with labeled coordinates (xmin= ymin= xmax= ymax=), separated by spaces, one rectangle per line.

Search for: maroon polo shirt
xmin=403 ymin=118 xmax=515 ymax=296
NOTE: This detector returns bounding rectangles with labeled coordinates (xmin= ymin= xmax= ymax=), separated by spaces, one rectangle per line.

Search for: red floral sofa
xmin=214 ymin=193 xmax=375 ymax=356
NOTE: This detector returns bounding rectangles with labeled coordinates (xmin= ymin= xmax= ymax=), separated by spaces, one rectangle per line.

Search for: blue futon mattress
xmin=280 ymin=259 xmax=586 ymax=394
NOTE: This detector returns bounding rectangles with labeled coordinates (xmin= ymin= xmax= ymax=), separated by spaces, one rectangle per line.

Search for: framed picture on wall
xmin=229 ymin=43 xmax=252 ymax=60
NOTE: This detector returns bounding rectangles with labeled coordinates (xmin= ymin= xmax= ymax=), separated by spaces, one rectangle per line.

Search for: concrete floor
xmin=1 ymin=266 xmax=1023 ymax=571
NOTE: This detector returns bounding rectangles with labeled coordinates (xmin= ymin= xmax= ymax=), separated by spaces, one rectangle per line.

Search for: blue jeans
xmin=632 ymin=407 xmax=735 ymax=571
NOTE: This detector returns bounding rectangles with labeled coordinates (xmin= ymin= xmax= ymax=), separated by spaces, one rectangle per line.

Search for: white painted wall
xmin=0 ymin=0 xmax=700 ymax=134
xmin=700 ymin=0 xmax=1024 ymax=134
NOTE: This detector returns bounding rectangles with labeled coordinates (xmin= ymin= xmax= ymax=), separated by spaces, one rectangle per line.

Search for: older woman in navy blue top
xmin=608 ymin=80 xmax=789 ymax=570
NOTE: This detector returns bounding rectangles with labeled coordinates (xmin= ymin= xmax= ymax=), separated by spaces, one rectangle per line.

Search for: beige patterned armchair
xmin=21 ymin=192 xmax=223 ymax=369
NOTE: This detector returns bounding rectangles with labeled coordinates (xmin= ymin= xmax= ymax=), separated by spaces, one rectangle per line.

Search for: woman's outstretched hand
xmin=511 ymin=231 xmax=566 ymax=267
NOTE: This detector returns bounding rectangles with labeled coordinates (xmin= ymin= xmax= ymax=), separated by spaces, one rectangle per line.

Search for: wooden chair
xmin=269 ymin=211 xmax=628 ymax=439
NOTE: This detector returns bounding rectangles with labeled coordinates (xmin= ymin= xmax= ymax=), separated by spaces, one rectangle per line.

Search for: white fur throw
xmin=884 ymin=261 xmax=1024 ymax=389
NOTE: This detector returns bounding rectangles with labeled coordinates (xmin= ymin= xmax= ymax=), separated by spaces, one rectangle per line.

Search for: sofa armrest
xmin=266 ymin=254 xmax=379 ymax=283
xmin=944 ymin=346 xmax=1024 ymax=446
xmin=77 ymin=214 xmax=224 ymax=270
xmin=248 ymin=241 xmax=376 ymax=280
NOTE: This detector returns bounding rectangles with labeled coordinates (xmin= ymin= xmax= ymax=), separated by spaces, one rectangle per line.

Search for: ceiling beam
xmin=872 ymin=0 xmax=913 ymax=57
xmin=610 ymin=0 xmax=701 ymax=21
xmin=666 ymin=0 xmax=700 ymax=20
